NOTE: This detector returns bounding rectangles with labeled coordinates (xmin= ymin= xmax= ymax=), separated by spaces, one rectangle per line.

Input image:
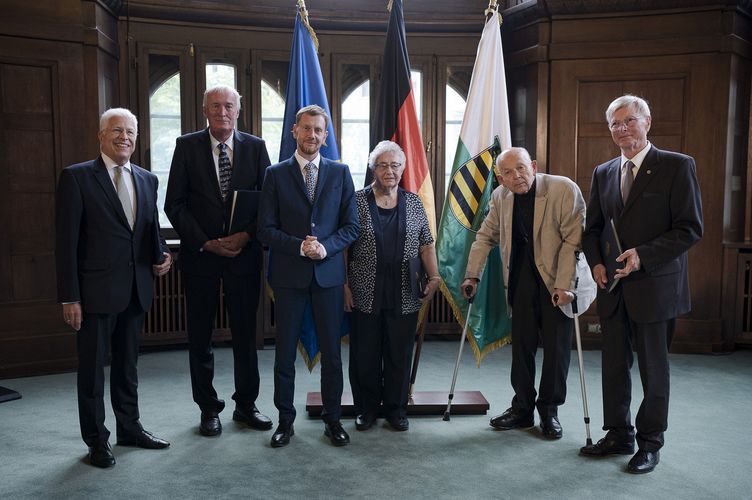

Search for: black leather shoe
xmin=386 ymin=416 xmax=409 ymax=432
xmin=88 ymin=441 xmax=115 ymax=468
xmin=627 ymin=450 xmax=660 ymax=474
xmin=540 ymin=416 xmax=562 ymax=439
xmin=117 ymin=429 xmax=170 ymax=449
xmin=355 ymin=413 xmax=377 ymax=431
xmin=324 ymin=421 xmax=350 ymax=446
xmin=199 ymin=411 xmax=222 ymax=437
xmin=489 ymin=408 xmax=534 ymax=430
xmin=233 ymin=405 xmax=273 ymax=430
xmin=270 ymin=422 xmax=294 ymax=448
xmin=580 ymin=433 xmax=635 ymax=456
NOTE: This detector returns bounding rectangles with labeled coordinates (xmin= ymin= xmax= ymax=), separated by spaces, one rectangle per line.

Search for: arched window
xmin=149 ymin=71 xmax=181 ymax=229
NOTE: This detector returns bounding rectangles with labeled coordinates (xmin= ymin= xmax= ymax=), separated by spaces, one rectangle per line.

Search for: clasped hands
xmin=203 ymin=232 xmax=250 ymax=258
xmin=302 ymin=235 xmax=326 ymax=260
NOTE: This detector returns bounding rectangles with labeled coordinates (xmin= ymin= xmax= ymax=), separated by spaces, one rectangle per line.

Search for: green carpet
xmin=0 ymin=341 xmax=749 ymax=499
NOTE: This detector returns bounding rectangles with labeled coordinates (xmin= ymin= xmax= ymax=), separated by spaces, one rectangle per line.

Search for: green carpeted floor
xmin=1 ymin=340 xmax=750 ymax=499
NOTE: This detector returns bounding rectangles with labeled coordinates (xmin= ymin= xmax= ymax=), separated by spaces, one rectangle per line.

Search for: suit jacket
xmin=582 ymin=145 xmax=703 ymax=323
xmin=258 ymin=155 xmax=359 ymax=289
xmin=55 ymin=157 xmax=166 ymax=314
xmin=465 ymin=173 xmax=585 ymax=311
xmin=164 ymin=128 xmax=271 ymax=277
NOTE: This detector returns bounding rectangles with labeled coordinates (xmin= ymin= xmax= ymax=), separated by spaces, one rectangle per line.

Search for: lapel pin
xmin=646 ymin=170 xmax=652 ymax=174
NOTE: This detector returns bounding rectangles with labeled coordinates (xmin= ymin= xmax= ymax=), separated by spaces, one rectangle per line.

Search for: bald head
xmin=495 ymin=147 xmax=537 ymax=194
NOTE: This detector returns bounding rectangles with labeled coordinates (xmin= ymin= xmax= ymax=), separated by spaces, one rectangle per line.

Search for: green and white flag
xmin=436 ymin=11 xmax=512 ymax=365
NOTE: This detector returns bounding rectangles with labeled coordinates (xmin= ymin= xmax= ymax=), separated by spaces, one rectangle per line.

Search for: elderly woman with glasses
xmin=344 ymin=140 xmax=440 ymax=432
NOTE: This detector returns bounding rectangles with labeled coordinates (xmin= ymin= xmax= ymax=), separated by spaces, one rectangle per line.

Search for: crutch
xmin=443 ymin=286 xmax=474 ymax=421
xmin=556 ymin=279 xmax=594 ymax=449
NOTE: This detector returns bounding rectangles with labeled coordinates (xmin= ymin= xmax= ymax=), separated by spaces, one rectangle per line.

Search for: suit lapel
xmin=314 ymin=158 xmax=329 ymax=205
xmin=286 ymin=156 xmax=309 ymax=202
xmin=131 ymin=165 xmax=149 ymax=232
xmin=229 ymin=130 xmax=249 ymax=192
xmin=603 ymin=158 xmax=623 ymax=218
xmin=501 ymin=188 xmax=514 ymax=261
xmin=533 ymin=175 xmax=546 ymax=241
xmin=92 ymin=157 xmax=132 ymax=230
xmin=622 ymin=145 xmax=659 ymax=215
xmin=202 ymin=129 xmax=223 ymax=201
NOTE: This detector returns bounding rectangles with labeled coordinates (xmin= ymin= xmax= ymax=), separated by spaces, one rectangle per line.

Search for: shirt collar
xmin=621 ymin=141 xmax=651 ymax=170
xmin=101 ymin=153 xmax=131 ymax=173
xmin=294 ymin=150 xmax=321 ymax=170
xmin=210 ymin=131 xmax=234 ymax=152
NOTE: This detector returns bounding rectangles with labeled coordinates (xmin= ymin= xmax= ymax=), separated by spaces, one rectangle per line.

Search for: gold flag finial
xmin=485 ymin=0 xmax=502 ymax=26
xmin=297 ymin=0 xmax=319 ymax=52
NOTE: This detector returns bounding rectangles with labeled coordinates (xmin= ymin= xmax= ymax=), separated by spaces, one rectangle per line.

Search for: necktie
xmin=621 ymin=160 xmax=634 ymax=203
xmin=304 ymin=162 xmax=316 ymax=202
xmin=218 ymin=142 xmax=232 ymax=201
xmin=114 ymin=165 xmax=135 ymax=229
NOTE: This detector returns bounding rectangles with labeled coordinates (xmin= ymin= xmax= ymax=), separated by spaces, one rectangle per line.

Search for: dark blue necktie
xmin=218 ymin=142 xmax=232 ymax=201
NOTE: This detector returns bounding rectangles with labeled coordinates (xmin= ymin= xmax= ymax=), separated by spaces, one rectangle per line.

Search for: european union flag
xmin=277 ymin=6 xmax=345 ymax=371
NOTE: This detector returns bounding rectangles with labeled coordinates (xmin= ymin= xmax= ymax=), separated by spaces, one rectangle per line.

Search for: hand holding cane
xmin=554 ymin=279 xmax=594 ymax=449
xmin=443 ymin=284 xmax=475 ymax=421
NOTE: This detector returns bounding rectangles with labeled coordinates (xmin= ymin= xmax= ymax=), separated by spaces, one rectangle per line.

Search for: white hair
xmin=99 ymin=108 xmax=137 ymax=131
xmin=367 ymin=140 xmax=406 ymax=170
xmin=203 ymin=84 xmax=242 ymax=108
xmin=605 ymin=94 xmax=651 ymax=124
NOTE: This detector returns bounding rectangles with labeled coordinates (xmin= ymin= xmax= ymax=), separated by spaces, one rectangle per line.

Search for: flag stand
xmin=0 ymin=386 xmax=21 ymax=403
xmin=305 ymin=391 xmax=488 ymax=417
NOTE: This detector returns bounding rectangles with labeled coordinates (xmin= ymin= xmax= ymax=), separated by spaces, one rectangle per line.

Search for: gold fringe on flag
xmin=297 ymin=0 xmax=319 ymax=52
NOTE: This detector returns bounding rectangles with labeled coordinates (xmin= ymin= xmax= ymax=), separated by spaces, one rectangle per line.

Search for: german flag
xmin=370 ymin=0 xmax=436 ymax=235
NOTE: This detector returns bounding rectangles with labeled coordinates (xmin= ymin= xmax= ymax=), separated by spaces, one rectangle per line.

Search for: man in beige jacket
xmin=462 ymin=147 xmax=585 ymax=439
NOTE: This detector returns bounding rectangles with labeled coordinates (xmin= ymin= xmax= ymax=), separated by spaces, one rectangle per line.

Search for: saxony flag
xmin=436 ymin=10 xmax=513 ymax=364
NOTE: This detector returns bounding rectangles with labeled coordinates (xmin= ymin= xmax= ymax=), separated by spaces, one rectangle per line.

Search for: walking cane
xmin=556 ymin=279 xmax=594 ymax=449
xmin=443 ymin=286 xmax=474 ymax=421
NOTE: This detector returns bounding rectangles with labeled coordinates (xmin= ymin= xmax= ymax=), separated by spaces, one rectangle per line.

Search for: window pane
xmin=411 ymin=69 xmax=422 ymax=133
xmin=206 ymin=63 xmax=236 ymax=89
xmin=261 ymin=60 xmax=289 ymax=163
xmin=149 ymin=54 xmax=182 ymax=229
xmin=341 ymin=75 xmax=370 ymax=190
xmin=445 ymin=84 xmax=467 ymax=189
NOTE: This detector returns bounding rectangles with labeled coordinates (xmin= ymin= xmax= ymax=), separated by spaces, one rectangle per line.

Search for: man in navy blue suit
xmin=258 ymin=104 xmax=359 ymax=448
xmin=581 ymin=95 xmax=703 ymax=474
xmin=165 ymin=85 xmax=272 ymax=437
xmin=56 ymin=108 xmax=172 ymax=468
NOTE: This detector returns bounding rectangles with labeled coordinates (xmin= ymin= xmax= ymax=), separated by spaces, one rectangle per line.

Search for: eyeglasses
xmin=108 ymin=127 xmax=137 ymax=138
xmin=374 ymin=162 xmax=403 ymax=171
xmin=608 ymin=117 xmax=640 ymax=131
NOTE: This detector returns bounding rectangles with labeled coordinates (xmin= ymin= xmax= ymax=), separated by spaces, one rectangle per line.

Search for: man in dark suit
xmin=165 ymin=85 xmax=272 ymax=437
xmin=581 ymin=95 xmax=703 ymax=473
xmin=56 ymin=108 xmax=172 ymax=468
xmin=258 ymin=104 xmax=359 ymax=448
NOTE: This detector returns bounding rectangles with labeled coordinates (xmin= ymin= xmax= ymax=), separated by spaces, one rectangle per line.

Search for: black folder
xmin=600 ymin=218 xmax=624 ymax=293
xmin=228 ymin=190 xmax=261 ymax=235
xmin=408 ymin=256 xmax=428 ymax=300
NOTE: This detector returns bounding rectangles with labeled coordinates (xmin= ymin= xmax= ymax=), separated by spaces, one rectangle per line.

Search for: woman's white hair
xmin=367 ymin=140 xmax=406 ymax=170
